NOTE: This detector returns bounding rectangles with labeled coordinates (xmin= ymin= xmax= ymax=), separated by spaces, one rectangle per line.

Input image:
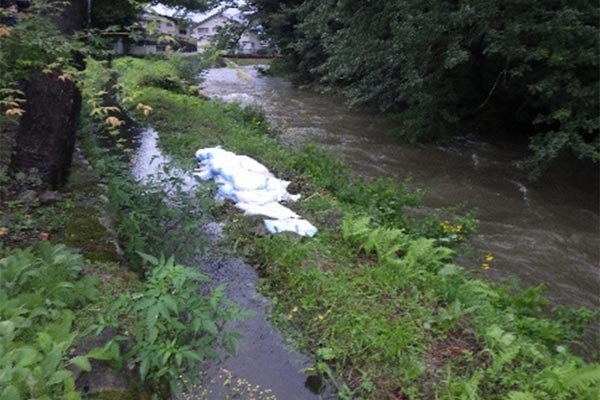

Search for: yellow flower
xmin=317 ymin=314 xmax=325 ymax=321
xmin=481 ymin=263 xmax=490 ymax=270
xmin=485 ymin=253 xmax=494 ymax=262
xmin=136 ymin=103 xmax=153 ymax=116
xmin=58 ymin=73 xmax=73 ymax=82
xmin=291 ymin=306 xmax=299 ymax=313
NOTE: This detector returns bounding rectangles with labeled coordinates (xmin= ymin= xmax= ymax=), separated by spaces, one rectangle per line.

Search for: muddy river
xmin=202 ymin=66 xmax=599 ymax=312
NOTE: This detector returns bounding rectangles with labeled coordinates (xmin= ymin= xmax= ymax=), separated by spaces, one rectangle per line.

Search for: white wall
xmin=193 ymin=14 xmax=265 ymax=53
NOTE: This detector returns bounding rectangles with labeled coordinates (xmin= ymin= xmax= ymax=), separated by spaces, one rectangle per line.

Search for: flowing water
xmin=202 ymin=66 xmax=600 ymax=314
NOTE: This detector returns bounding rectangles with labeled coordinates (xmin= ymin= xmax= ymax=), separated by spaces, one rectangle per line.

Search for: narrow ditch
xmin=131 ymin=128 xmax=334 ymax=399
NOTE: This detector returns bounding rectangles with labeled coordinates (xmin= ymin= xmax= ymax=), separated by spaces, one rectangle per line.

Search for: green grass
xmin=111 ymin=56 xmax=600 ymax=400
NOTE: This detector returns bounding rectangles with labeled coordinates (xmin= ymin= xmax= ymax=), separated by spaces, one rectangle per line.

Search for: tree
xmin=12 ymin=2 xmax=87 ymax=188
xmin=250 ymin=0 xmax=599 ymax=177
xmin=1 ymin=0 xmax=213 ymax=187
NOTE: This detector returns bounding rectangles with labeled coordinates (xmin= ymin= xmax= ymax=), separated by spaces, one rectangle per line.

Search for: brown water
xmin=203 ymin=66 xmax=600 ymax=312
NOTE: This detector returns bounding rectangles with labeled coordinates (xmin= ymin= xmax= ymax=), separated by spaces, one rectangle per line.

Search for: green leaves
xmin=256 ymin=0 xmax=599 ymax=176
xmin=69 ymin=356 xmax=92 ymax=372
xmin=0 ymin=386 xmax=21 ymax=400
xmin=0 ymin=243 xmax=100 ymax=399
xmin=101 ymin=254 xmax=245 ymax=395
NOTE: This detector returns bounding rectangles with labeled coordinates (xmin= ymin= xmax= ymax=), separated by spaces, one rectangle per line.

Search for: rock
xmin=20 ymin=189 xmax=38 ymax=203
xmin=39 ymin=190 xmax=63 ymax=204
xmin=275 ymin=231 xmax=303 ymax=242
xmin=202 ymin=221 xmax=226 ymax=243
xmin=251 ymin=222 xmax=269 ymax=237
xmin=73 ymin=329 xmax=140 ymax=397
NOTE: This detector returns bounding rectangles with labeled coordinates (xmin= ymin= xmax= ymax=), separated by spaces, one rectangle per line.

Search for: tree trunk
xmin=9 ymin=0 xmax=88 ymax=188
xmin=10 ymin=74 xmax=82 ymax=187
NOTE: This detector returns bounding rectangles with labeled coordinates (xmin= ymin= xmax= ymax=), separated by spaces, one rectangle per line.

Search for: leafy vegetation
xmin=0 ymin=51 xmax=242 ymax=399
xmin=251 ymin=0 xmax=599 ymax=177
xmin=0 ymin=242 xmax=98 ymax=400
xmin=112 ymin=56 xmax=599 ymax=399
xmin=90 ymin=254 xmax=247 ymax=396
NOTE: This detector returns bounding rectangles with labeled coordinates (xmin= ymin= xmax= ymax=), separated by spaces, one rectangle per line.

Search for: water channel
xmin=132 ymin=128 xmax=332 ymax=399
xmin=202 ymin=66 xmax=600 ymax=314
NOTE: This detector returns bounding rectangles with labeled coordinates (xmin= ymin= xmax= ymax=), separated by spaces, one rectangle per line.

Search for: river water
xmin=202 ymin=66 xmax=599 ymax=313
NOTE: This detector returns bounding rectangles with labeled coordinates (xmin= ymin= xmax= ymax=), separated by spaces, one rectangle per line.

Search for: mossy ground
xmin=110 ymin=56 xmax=599 ymax=399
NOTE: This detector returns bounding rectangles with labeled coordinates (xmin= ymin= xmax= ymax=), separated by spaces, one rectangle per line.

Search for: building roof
xmin=141 ymin=8 xmax=179 ymax=23
xmin=150 ymin=4 xmax=244 ymax=25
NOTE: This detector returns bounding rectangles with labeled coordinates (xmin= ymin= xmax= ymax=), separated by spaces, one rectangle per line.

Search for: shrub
xmin=253 ymin=0 xmax=599 ymax=177
xmin=96 ymin=254 xmax=247 ymax=396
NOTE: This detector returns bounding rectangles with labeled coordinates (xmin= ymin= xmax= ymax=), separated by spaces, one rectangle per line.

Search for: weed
xmin=91 ymin=254 xmax=249 ymax=396
xmin=0 ymin=242 xmax=98 ymax=400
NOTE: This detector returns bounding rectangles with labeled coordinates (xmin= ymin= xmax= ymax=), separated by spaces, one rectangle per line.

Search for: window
xmin=166 ymin=22 xmax=173 ymax=27
xmin=179 ymin=29 xmax=187 ymax=35
xmin=197 ymin=27 xmax=209 ymax=33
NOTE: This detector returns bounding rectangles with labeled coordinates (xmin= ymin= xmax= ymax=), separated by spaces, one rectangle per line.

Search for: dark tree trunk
xmin=10 ymin=73 xmax=82 ymax=187
xmin=8 ymin=0 xmax=88 ymax=188
xmin=54 ymin=0 xmax=89 ymax=33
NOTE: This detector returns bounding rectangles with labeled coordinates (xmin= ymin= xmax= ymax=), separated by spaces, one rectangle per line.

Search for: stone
xmin=73 ymin=329 xmax=139 ymax=397
xmin=39 ymin=190 xmax=63 ymax=204
xmin=19 ymin=189 xmax=38 ymax=203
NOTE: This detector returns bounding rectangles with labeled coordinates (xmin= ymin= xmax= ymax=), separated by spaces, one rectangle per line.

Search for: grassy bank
xmin=112 ymin=56 xmax=599 ymax=400
xmin=0 ymin=57 xmax=245 ymax=398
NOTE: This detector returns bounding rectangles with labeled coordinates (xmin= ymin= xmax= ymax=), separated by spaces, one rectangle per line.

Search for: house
xmin=138 ymin=10 xmax=192 ymax=39
xmin=191 ymin=9 xmax=265 ymax=54
xmin=128 ymin=10 xmax=196 ymax=55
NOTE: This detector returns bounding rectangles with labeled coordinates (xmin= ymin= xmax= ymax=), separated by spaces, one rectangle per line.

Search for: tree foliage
xmin=252 ymin=0 xmax=599 ymax=176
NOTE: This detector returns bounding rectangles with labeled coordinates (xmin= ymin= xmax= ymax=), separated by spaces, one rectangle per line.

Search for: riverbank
xmin=0 ymin=57 xmax=247 ymax=398
xmin=201 ymin=65 xmax=600 ymax=313
xmin=0 ymin=129 xmax=149 ymax=398
xmin=112 ymin=56 xmax=599 ymax=399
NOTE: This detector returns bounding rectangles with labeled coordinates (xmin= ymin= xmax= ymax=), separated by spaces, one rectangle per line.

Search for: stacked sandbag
xmin=194 ymin=147 xmax=318 ymax=237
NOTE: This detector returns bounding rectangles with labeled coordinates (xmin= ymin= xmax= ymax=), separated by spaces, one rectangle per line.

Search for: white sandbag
xmin=264 ymin=218 xmax=318 ymax=237
xmin=195 ymin=146 xmax=317 ymax=237
xmin=195 ymin=147 xmax=232 ymax=161
xmin=193 ymin=168 xmax=213 ymax=181
xmin=236 ymin=155 xmax=270 ymax=174
xmin=233 ymin=189 xmax=286 ymax=205
xmin=224 ymin=168 xmax=269 ymax=191
xmin=235 ymin=202 xmax=300 ymax=220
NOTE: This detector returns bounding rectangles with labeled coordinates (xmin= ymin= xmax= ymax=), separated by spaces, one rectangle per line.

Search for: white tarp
xmin=194 ymin=147 xmax=318 ymax=237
